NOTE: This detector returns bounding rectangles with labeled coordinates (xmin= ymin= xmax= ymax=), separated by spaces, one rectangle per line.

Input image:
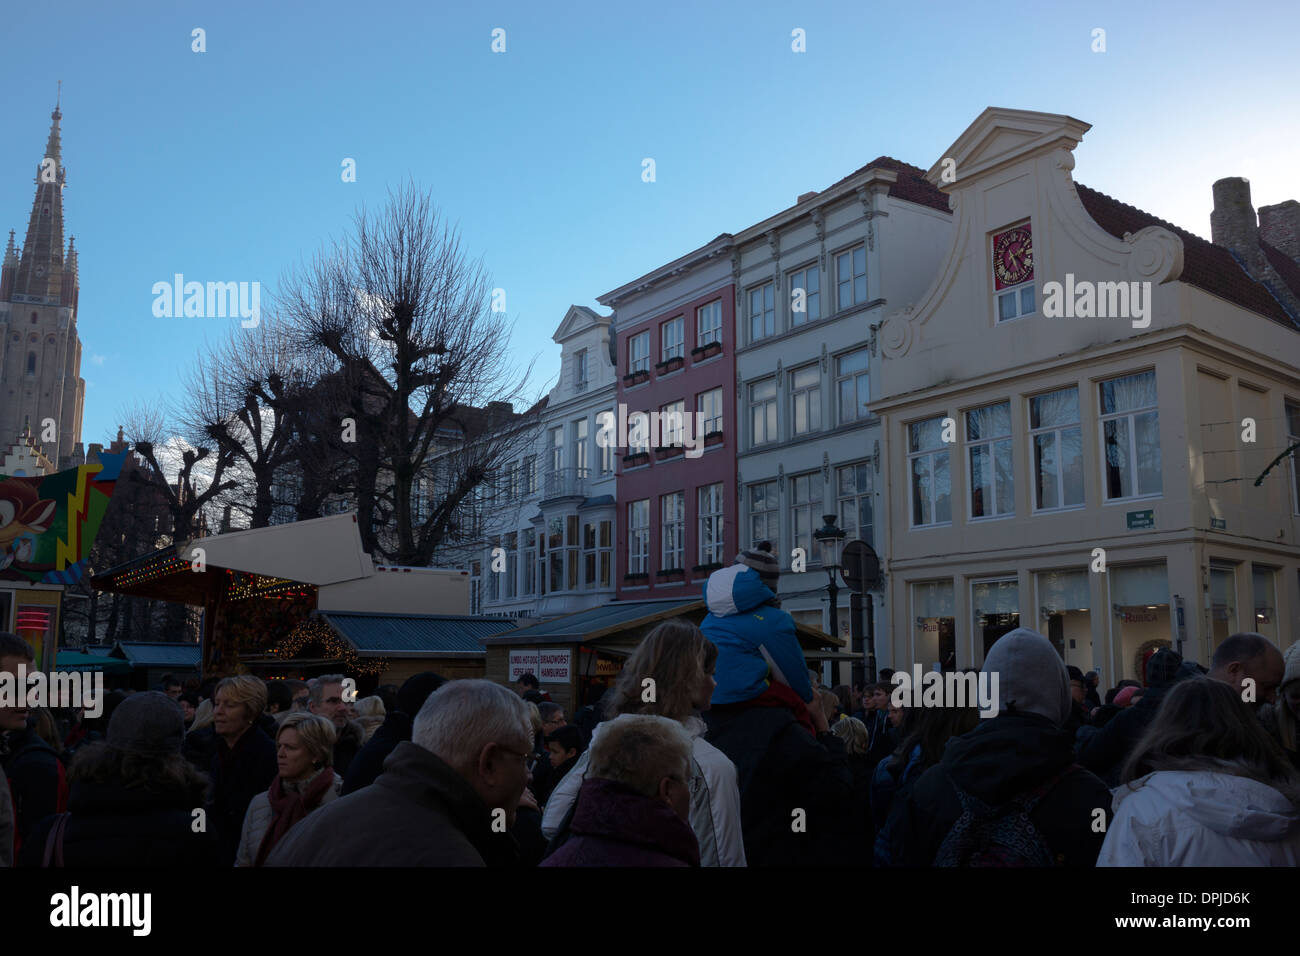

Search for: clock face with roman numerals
xmin=992 ymin=225 xmax=1033 ymax=290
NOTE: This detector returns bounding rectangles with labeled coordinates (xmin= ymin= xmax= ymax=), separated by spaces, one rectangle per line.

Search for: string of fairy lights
xmin=269 ymin=617 xmax=388 ymax=676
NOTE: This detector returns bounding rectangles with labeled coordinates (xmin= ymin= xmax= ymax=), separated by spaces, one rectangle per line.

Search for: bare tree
xmin=277 ymin=183 xmax=542 ymax=565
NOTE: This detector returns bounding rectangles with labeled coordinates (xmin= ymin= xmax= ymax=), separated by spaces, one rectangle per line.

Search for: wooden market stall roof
xmin=315 ymin=610 xmax=512 ymax=659
xmin=91 ymin=514 xmax=374 ymax=603
xmin=478 ymin=598 xmax=845 ymax=650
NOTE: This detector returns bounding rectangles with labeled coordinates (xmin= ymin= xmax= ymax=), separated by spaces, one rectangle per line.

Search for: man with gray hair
xmin=267 ymin=679 xmax=532 ymax=866
xmin=307 ymin=674 xmax=366 ymax=775
xmin=541 ymin=715 xmax=700 ymax=867
xmin=1209 ymin=632 xmax=1285 ymax=706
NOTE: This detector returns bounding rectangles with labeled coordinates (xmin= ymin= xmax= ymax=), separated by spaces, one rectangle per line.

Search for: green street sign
xmin=1126 ymin=509 xmax=1155 ymax=530
xmin=1210 ymin=517 xmax=1226 ymax=530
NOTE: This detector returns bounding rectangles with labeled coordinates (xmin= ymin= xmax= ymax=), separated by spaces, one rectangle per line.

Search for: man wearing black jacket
xmin=704 ymin=682 xmax=852 ymax=867
xmin=343 ymin=671 xmax=445 ymax=795
xmin=0 ymin=634 xmax=64 ymax=857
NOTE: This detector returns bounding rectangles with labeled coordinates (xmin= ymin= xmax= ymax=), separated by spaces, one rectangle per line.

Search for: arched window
xmin=26 ymin=352 xmax=36 ymax=374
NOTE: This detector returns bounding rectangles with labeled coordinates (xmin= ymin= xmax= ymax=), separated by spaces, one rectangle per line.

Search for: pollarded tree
xmin=276 ymin=182 xmax=542 ymax=565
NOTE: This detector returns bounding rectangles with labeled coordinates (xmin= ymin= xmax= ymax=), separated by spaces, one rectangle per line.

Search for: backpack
xmin=933 ymin=765 xmax=1077 ymax=867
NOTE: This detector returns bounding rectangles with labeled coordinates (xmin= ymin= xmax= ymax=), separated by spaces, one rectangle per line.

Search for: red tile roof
xmin=1074 ymin=183 xmax=1300 ymax=330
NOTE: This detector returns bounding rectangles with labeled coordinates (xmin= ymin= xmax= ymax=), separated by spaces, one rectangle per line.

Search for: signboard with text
xmin=509 ymin=649 xmax=572 ymax=683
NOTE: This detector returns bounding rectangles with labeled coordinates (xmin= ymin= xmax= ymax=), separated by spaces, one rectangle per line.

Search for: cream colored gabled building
xmin=873 ymin=108 xmax=1300 ymax=684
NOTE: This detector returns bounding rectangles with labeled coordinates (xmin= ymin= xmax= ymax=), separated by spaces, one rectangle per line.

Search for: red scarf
xmin=748 ymin=681 xmax=817 ymax=736
xmin=254 ymin=769 xmax=335 ymax=867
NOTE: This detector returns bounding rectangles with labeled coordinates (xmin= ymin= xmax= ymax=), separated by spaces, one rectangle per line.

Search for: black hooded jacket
xmin=1 ymin=725 xmax=64 ymax=851
xmin=886 ymin=712 xmax=1111 ymax=867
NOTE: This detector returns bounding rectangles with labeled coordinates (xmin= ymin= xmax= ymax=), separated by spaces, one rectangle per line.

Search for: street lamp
xmin=813 ymin=514 xmax=846 ymax=642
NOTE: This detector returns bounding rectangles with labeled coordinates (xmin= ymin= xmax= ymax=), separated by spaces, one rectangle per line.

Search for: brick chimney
xmin=1211 ymin=177 xmax=1300 ymax=321
xmin=1211 ymin=178 xmax=1267 ymax=274
xmin=1259 ymin=200 xmax=1300 ymax=262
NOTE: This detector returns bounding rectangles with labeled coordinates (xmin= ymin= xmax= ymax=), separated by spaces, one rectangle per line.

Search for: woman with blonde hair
xmin=236 ymin=712 xmax=342 ymax=866
xmin=208 ymin=675 xmax=277 ymax=865
xmin=541 ymin=618 xmax=746 ymax=866
xmin=353 ymin=696 xmax=386 ymax=744
xmin=188 ymin=698 xmax=214 ymax=734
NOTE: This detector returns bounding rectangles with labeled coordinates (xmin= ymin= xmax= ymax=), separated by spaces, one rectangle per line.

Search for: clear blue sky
xmin=2 ymin=0 xmax=1296 ymax=447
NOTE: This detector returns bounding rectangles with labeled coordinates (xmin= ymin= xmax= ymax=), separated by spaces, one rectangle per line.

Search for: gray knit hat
xmin=735 ymin=548 xmax=780 ymax=586
xmin=982 ymin=628 xmax=1071 ymax=727
xmin=107 ymin=691 xmax=186 ymax=757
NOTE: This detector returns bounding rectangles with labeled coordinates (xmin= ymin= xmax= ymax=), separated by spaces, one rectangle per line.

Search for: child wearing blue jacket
xmin=701 ymin=549 xmax=814 ymax=707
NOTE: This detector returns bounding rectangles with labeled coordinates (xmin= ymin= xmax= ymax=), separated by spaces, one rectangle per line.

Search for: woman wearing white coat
xmin=1098 ymin=677 xmax=1300 ymax=867
xmin=236 ymin=712 xmax=344 ymax=866
xmin=541 ymin=619 xmax=746 ymax=866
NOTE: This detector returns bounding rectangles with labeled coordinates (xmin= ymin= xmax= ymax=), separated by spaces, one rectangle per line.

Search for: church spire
xmin=13 ymin=101 xmax=67 ymax=299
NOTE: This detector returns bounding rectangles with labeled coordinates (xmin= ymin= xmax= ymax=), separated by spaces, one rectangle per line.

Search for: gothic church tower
xmin=0 ymin=101 xmax=86 ymax=468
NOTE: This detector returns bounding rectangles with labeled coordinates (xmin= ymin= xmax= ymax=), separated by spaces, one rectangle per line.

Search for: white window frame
xmin=661 ymin=316 xmax=684 ymax=361
xmin=749 ymin=282 xmax=775 ymax=342
xmin=789 ymin=364 xmax=821 ymax=437
xmin=835 ymin=347 xmax=870 ymax=425
xmin=629 ymin=331 xmax=650 ymax=374
xmin=1098 ymin=370 xmax=1161 ymax=503
xmin=966 ymin=401 xmax=1015 ymax=520
xmin=661 ymin=492 xmax=685 ymax=570
xmin=599 ymin=410 xmax=616 ymax=475
xmin=1288 ymin=400 xmax=1300 ymax=515
xmin=835 ymin=461 xmax=874 ymax=549
xmin=788 ymin=262 xmax=820 ymax=327
xmin=698 ymin=483 xmax=724 ymax=565
xmin=628 ymin=499 xmax=650 ymax=575
xmin=697 ymin=300 xmax=722 ymax=347
xmin=835 ymin=243 xmax=867 ymax=312
xmin=789 ymin=471 xmax=823 ymax=567
xmin=572 ymin=418 xmax=588 ymax=475
xmin=660 ymin=400 xmax=685 ymax=448
xmin=1029 ymin=387 xmax=1085 ymax=514
xmin=748 ymin=480 xmax=779 ymax=552
xmin=698 ymin=388 xmax=723 ymax=436
xmin=908 ymin=415 xmax=952 ymax=528
xmin=574 ymin=349 xmax=588 ymax=390
xmin=548 ymin=426 xmax=564 ymax=474
xmin=750 ymin=378 xmax=778 ymax=447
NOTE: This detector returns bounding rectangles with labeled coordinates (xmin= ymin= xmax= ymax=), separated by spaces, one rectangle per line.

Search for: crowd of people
xmin=2 ymin=548 xmax=1297 ymax=867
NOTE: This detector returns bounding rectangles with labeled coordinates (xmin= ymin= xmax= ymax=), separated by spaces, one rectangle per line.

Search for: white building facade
xmin=873 ymin=108 xmax=1300 ymax=683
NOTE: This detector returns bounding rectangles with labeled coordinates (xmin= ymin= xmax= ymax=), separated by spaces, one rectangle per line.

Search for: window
xmin=521 ymin=456 xmax=537 ymax=495
xmin=836 ymin=462 xmax=874 ymax=548
xmin=628 ymin=500 xmax=650 ymax=575
xmin=749 ymin=283 xmax=775 ymax=341
xmin=967 ymin=401 xmax=1014 ymax=518
xmin=521 ymin=528 xmax=536 ymax=594
xmin=1285 ymin=401 xmax=1299 ymax=514
xmin=998 ymin=283 xmax=1036 ymax=322
xmin=699 ymin=483 xmax=724 ymax=565
xmin=26 ymin=352 xmax=36 ymax=375
xmin=660 ymin=400 xmax=685 ymax=448
xmin=697 ymin=300 xmax=722 ymax=347
xmin=599 ymin=410 xmax=615 ymax=475
xmin=1210 ymin=564 xmax=1236 ymax=646
xmin=788 ymin=263 xmax=820 ymax=326
xmin=572 ymin=419 xmax=588 ymax=475
xmin=698 ymin=388 xmax=723 ymax=436
xmin=1109 ymin=563 xmax=1171 ymax=680
xmin=583 ymin=519 xmax=613 ymax=589
xmin=835 ymin=347 xmax=870 ymax=424
xmin=909 ymin=416 xmax=952 ymax=527
xmin=1030 ymin=387 xmax=1084 ymax=511
xmin=1036 ymin=570 xmax=1092 ymax=667
xmin=629 ymin=331 xmax=650 ymax=374
xmin=1252 ymin=565 xmax=1277 ymax=640
xmin=574 ymin=349 xmax=588 ymax=389
xmin=411 ymin=476 xmax=430 ymax=523
xmin=504 ymin=532 xmax=518 ymax=599
xmin=972 ymin=578 xmax=1020 ymax=662
xmin=790 ymin=365 xmax=821 ymax=436
xmin=993 ymin=225 xmax=1036 ymax=322
xmin=661 ymin=317 xmax=684 ymax=361
xmin=503 ymin=463 xmax=517 ymax=501
xmin=661 ymin=492 xmax=685 ymax=570
xmin=912 ymin=580 xmax=955 ymax=671
xmin=789 ymin=472 xmax=823 ymax=563
xmin=1100 ymin=370 xmax=1161 ymax=500
xmin=470 ymin=561 xmax=482 ymax=614
xmin=836 ymin=244 xmax=867 ymax=311
xmin=547 ymin=426 xmax=564 ymax=475
xmin=750 ymin=378 xmax=778 ymax=446
xmin=748 ymin=480 xmax=779 ymax=551
xmin=629 ymin=412 xmax=651 ymax=454
xmin=545 ymin=515 xmax=580 ymax=592
xmin=487 ymin=538 xmax=501 ymax=602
